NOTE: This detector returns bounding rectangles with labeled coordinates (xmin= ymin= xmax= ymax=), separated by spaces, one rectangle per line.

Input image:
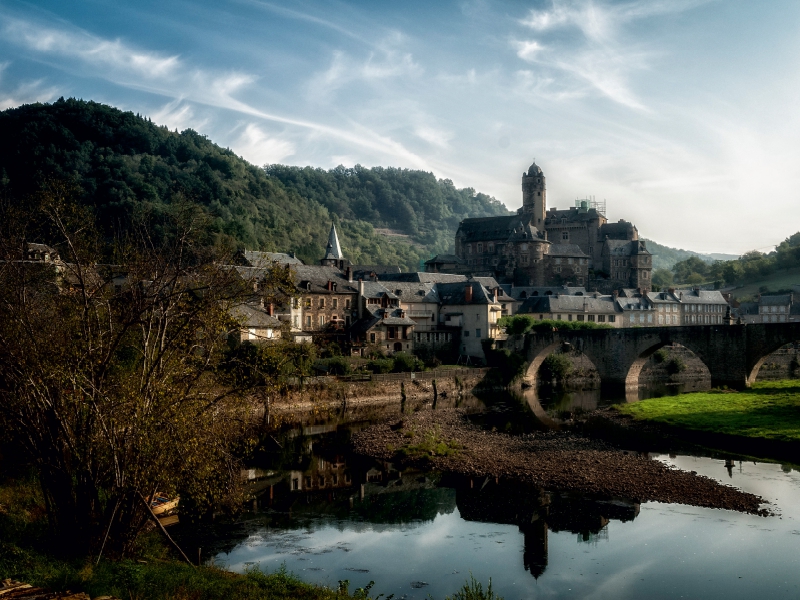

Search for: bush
xmin=653 ymin=348 xmax=669 ymax=364
xmin=392 ymin=352 xmax=423 ymax=372
xmin=315 ymin=356 xmax=351 ymax=376
xmin=498 ymin=315 xmax=612 ymax=335
xmin=666 ymin=356 xmax=686 ymax=375
xmin=367 ymin=358 xmax=394 ymax=374
xmin=539 ymin=353 xmax=573 ymax=381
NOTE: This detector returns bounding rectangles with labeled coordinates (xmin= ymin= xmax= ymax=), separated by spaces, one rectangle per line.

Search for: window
xmin=477 ymin=242 xmax=484 ymax=253
xmin=305 ymin=315 xmax=311 ymax=327
xmin=643 ymin=271 xmax=649 ymax=279
xmin=304 ymin=298 xmax=311 ymax=308
xmin=554 ymin=258 xmax=561 ymax=264
xmin=521 ymin=255 xmax=530 ymax=266
xmin=658 ymin=315 xmax=664 ymax=325
xmin=598 ymin=315 xmax=606 ymax=322
xmin=345 ymin=298 xmax=351 ymax=309
xmin=333 ymin=298 xmax=338 ymax=309
xmin=475 ymin=329 xmax=481 ymax=338
xmin=609 ymin=315 xmax=616 ymax=323
xmin=292 ymin=298 xmax=299 ymax=309
xmin=562 ymin=231 xmax=569 ymax=240
xmin=370 ymin=333 xmax=376 ymax=343
xmin=464 ymin=330 xmax=470 ymax=337
xmin=467 ymin=244 xmax=473 ymax=254
xmin=554 ymin=266 xmax=561 ymax=273
xmin=319 ymin=298 xmax=325 ymax=308
xmin=647 ymin=314 xmax=653 ymax=323
xmin=588 ymin=314 xmax=595 ymax=322
xmin=488 ymin=243 xmax=494 ymax=253
xmin=575 ymin=267 xmax=581 ymax=273
xmin=577 ymin=315 xmax=584 ymax=321
xmin=672 ymin=315 xmax=677 ymax=324
xmin=319 ymin=315 xmax=326 ymax=326
xmin=568 ymin=258 xmax=574 ymax=264
xmin=293 ymin=315 xmax=299 ymax=327
xmin=568 ymin=314 xmax=573 ymax=321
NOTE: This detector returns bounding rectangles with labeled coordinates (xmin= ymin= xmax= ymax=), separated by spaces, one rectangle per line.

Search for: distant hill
xmin=642 ymin=239 xmax=739 ymax=270
xmin=0 ymin=98 xmax=510 ymax=270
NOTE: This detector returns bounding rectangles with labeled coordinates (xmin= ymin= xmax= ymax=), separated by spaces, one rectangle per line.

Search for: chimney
xmin=267 ymin=303 xmax=274 ymax=316
xmin=358 ymin=280 xmax=364 ymax=319
xmin=465 ymin=284 xmax=473 ymax=303
xmin=668 ymin=287 xmax=675 ymax=295
xmin=493 ymin=287 xmax=499 ymax=303
xmin=327 ymin=280 xmax=332 ymax=291
xmin=346 ymin=266 xmax=353 ymax=282
xmin=613 ymin=290 xmax=619 ymax=299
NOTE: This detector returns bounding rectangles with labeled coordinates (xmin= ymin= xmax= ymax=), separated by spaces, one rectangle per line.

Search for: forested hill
xmin=0 ymin=98 xmax=510 ymax=270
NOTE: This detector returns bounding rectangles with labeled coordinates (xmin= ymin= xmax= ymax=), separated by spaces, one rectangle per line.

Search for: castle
xmin=426 ymin=161 xmax=652 ymax=292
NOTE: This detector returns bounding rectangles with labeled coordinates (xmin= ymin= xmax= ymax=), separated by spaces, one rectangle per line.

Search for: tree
xmin=651 ymin=268 xmax=674 ymax=289
xmin=0 ymin=184 xmax=284 ymax=557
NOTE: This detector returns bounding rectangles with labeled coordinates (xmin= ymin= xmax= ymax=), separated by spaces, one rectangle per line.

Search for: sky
xmin=1 ymin=0 xmax=799 ymax=255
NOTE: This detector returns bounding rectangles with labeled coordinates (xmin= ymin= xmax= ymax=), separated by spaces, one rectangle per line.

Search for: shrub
xmin=539 ymin=353 xmax=573 ymax=381
xmin=666 ymin=356 xmax=686 ymax=375
xmin=498 ymin=315 xmax=612 ymax=335
xmin=315 ymin=356 xmax=351 ymax=376
xmin=392 ymin=352 xmax=423 ymax=372
xmin=653 ymin=348 xmax=669 ymax=364
xmin=367 ymin=358 xmax=394 ymax=374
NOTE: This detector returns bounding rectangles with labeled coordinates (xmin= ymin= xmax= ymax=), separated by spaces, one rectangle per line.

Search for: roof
xmin=351 ymin=264 xmax=402 ymax=275
xmin=424 ymin=254 xmax=463 ymax=265
xmin=359 ymin=281 xmax=398 ymax=300
xmin=292 ymin=265 xmax=358 ymax=293
xmin=350 ymin=306 xmax=416 ymax=333
xmin=379 ymin=272 xmax=469 ymax=283
xmin=456 ymin=215 xmax=543 ymax=243
xmin=386 ymin=282 xmax=439 ymax=303
xmin=646 ymin=291 xmax=680 ymax=303
xmin=544 ymin=207 xmax=605 ymax=223
xmin=238 ymin=250 xmax=303 ymax=267
xmin=673 ymin=289 xmax=727 ymax=304
xmin=229 ymin=303 xmax=281 ymax=328
xmin=519 ymin=294 xmax=619 ymax=314
xmin=759 ymin=294 xmax=793 ymax=306
xmin=599 ymin=220 xmax=637 ymax=240
xmin=526 ymin=161 xmax=543 ymax=177
xmin=736 ymin=302 xmax=759 ymax=315
xmin=616 ymin=297 xmax=652 ymax=311
xmin=501 ymin=285 xmax=588 ymax=300
xmin=437 ymin=281 xmax=497 ymax=305
xmin=323 ymin=224 xmax=344 ymax=261
xmin=548 ymin=244 xmax=588 ymax=258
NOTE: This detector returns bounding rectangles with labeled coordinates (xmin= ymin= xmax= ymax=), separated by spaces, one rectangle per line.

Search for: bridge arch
xmin=524 ymin=338 xmax=601 ymax=387
xmin=623 ymin=340 xmax=713 ymax=391
xmin=747 ymin=339 xmax=800 ymax=385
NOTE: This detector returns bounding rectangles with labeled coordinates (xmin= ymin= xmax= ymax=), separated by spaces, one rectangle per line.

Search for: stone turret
xmin=320 ymin=223 xmax=349 ymax=269
xmin=520 ymin=161 xmax=546 ymax=232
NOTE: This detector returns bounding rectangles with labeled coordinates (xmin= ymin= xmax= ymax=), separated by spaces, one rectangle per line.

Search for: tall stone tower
xmin=521 ymin=161 xmax=546 ymax=232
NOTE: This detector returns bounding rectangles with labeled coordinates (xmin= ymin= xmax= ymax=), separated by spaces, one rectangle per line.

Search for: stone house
xmin=646 ymin=290 xmax=682 ymax=326
xmin=437 ymin=281 xmax=503 ymax=363
xmin=517 ymin=292 xmax=622 ymax=326
xmin=228 ymin=303 xmax=282 ymax=345
xmin=350 ymin=281 xmax=417 ymax=354
xmin=543 ymin=244 xmax=590 ymax=287
xmin=601 ymin=240 xmax=653 ymax=291
xmin=672 ymin=289 xmax=728 ymax=325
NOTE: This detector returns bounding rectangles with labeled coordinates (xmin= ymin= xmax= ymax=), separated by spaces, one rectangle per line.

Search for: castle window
xmin=477 ymin=242 xmax=484 ymax=253
xmin=554 ymin=266 xmax=561 ymax=273
xmin=467 ymin=244 xmax=473 ymax=254
xmin=538 ymin=192 xmax=541 ymax=196
xmin=488 ymin=243 xmax=494 ymax=253
xmin=562 ymin=231 xmax=569 ymax=240
xmin=521 ymin=255 xmax=529 ymax=266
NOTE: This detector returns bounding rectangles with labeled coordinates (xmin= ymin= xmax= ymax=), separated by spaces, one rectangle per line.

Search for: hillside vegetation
xmin=0 ymin=98 xmax=509 ymax=270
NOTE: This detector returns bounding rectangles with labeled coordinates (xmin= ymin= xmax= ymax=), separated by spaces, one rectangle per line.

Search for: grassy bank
xmin=616 ymin=380 xmax=800 ymax=443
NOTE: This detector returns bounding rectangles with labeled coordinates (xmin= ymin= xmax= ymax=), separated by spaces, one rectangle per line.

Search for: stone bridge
xmin=509 ymin=323 xmax=800 ymax=390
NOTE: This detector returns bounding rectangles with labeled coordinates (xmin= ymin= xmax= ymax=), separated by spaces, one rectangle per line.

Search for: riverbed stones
xmin=351 ymin=409 xmax=768 ymax=515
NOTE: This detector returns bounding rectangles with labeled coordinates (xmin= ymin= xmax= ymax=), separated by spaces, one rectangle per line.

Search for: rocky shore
xmin=351 ymin=408 xmax=769 ymax=515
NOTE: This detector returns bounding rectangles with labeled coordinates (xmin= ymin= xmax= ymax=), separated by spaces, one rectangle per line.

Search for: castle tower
xmin=521 ymin=161 xmax=546 ymax=232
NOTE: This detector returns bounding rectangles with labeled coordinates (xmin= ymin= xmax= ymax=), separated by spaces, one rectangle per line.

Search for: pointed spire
xmin=324 ymin=223 xmax=343 ymax=260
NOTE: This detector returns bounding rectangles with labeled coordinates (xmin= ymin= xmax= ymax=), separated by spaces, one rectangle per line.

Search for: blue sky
xmin=1 ymin=0 xmax=799 ymax=254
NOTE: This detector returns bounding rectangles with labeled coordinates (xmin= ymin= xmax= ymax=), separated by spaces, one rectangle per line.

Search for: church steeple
xmin=323 ymin=223 xmax=343 ymax=260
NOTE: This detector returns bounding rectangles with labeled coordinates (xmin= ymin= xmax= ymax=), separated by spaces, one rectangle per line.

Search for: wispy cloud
xmin=0 ymin=62 xmax=59 ymax=110
xmin=513 ymin=0 xmax=710 ymax=111
xmin=0 ymin=12 xmax=433 ymax=172
xmin=312 ymin=45 xmax=422 ymax=98
xmin=230 ymin=123 xmax=296 ymax=165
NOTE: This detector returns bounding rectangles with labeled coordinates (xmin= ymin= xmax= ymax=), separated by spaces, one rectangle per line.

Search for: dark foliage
xmin=0 ymin=98 xmax=509 ymax=270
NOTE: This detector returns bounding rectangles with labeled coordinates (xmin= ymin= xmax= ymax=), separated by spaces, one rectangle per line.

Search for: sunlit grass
xmin=616 ymin=380 xmax=800 ymax=442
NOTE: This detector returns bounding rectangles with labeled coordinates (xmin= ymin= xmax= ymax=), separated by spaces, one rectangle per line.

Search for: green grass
xmin=616 ymin=380 xmax=800 ymax=442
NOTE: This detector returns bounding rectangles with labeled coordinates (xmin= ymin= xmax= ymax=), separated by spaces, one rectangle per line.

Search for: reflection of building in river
xmin=455 ymin=479 xmax=639 ymax=579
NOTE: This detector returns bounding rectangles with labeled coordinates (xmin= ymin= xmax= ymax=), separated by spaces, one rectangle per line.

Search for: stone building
xmin=447 ymin=161 xmax=652 ymax=290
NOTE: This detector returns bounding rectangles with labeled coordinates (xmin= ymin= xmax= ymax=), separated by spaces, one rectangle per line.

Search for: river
xmin=175 ymin=385 xmax=800 ymax=599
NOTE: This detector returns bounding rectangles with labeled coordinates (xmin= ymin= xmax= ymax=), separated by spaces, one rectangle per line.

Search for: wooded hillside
xmin=0 ymin=98 xmax=510 ymax=270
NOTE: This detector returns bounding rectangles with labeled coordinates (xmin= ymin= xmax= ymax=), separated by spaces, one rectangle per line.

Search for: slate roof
xmin=759 ymin=294 xmax=793 ymax=306
xmin=385 ymin=282 xmax=439 ymax=303
xmin=673 ymin=289 xmax=727 ymax=304
xmin=323 ymin=224 xmax=344 ymax=261
xmin=229 ymin=303 xmax=282 ymax=328
xmin=379 ymin=272 xmax=469 ymax=283
xmin=736 ymin=302 xmax=759 ymax=316
xmin=604 ymin=239 xmax=650 ymax=257
xmin=239 ymin=250 xmax=303 ymax=267
xmin=545 ymin=207 xmax=604 ymax=223
xmin=456 ymin=215 xmax=542 ymax=243
xmin=292 ymin=265 xmax=358 ymax=293
xmin=519 ymin=294 xmax=619 ymax=314
xmin=350 ymin=305 xmax=417 ymax=333
xmin=647 ymin=291 xmax=681 ymax=304
xmin=437 ymin=281 xmax=497 ymax=305
xmin=501 ymin=285 xmax=588 ymax=300
xmin=424 ymin=254 xmax=464 ymax=265
xmin=599 ymin=220 xmax=637 ymax=240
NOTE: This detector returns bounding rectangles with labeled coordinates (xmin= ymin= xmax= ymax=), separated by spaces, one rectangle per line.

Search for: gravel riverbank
xmin=351 ymin=408 xmax=769 ymax=515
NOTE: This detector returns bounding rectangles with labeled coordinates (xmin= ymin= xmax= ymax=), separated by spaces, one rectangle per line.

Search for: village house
xmin=672 ymin=288 xmax=729 ymax=325
xmin=227 ymin=303 xmax=282 ymax=345
xmin=516 ymin=292 xmax=621 ymax=326
xmin=350 ymin=281 xmax=417 ymax=355
xmin=437 ymin=280 xmax=503 ymax=363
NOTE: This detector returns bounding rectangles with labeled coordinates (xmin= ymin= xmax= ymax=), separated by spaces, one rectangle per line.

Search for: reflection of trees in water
xmin=455 ymin=479 xmax=639 ymax=579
